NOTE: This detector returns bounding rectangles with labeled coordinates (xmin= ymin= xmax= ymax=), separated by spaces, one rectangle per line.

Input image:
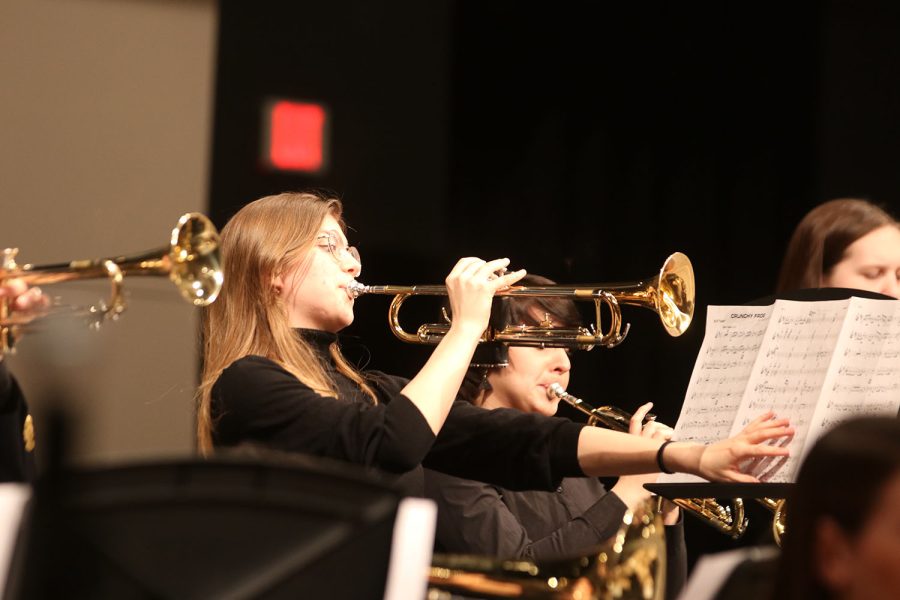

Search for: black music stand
xmin=645 ymin=482 xmax=793 ymax=502
xmin=3 ymin=448 xmax=404 ymax=600
xmin=743 ymin=286 xmax=894 ymax=305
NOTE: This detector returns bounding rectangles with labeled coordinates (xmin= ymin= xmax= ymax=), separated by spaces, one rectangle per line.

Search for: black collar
xmin=295 ymin=328 xmax=339 ymax=352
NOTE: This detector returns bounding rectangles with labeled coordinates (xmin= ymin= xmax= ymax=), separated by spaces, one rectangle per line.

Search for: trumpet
xmin=547 ymin=384 xmax=748 ymax=539
xmin=0 ymin=212 xmax=222 ymax=353
xmin=348 ymin=252 xmax=694 ymax=350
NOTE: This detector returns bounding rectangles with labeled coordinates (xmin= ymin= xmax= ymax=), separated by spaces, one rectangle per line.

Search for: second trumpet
xmin=547 ymin=384 xmax=748 ymax=539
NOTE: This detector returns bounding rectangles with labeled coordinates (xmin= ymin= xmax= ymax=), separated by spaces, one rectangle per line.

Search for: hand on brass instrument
xmin=697 ymin=411 xmax=794 ymax=483
xmin=0 ymin=278 xmax=48 ymax=313
xmin=444 ymin=257 xmax=526 ymax=337
xmin=629 ymin=402 xmax=673 ymax=440
xmin=617 ymin=402 xmax=680 ymax=523
xmin=1 ymin=277 xmax=50 ymax=358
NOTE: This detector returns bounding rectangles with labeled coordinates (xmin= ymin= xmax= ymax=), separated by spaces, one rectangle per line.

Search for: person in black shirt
xmin=198 ymin=190 xmax=794 ymax=498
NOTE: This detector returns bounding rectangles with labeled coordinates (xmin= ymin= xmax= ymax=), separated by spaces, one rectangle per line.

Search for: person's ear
xmin=271 ymin=274 xmax=284 ymax=296
xmin=815 ymin=517 xmax=856 ymax=593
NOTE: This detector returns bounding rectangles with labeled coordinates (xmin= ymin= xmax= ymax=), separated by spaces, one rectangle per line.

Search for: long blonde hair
xmin=196 ymin=191 xmax=376 ymax=453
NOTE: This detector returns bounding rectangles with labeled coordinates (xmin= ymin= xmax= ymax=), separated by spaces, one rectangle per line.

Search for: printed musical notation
xmin=672 ymin=305 xmax=772 ymax=448
xmin=661 ymin=297 xmax=900 ymax=485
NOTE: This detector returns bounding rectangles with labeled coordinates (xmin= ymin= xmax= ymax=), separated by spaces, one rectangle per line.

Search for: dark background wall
xmin=209 ymin=0 xmax=900 ymax=569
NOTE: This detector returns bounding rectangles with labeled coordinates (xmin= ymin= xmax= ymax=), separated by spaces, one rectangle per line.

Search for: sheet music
xmin=659 ymin=305 xmax=772 ymax=483
xmin=729 ymin=300 xmax=849 ymax=482
xmin=660 ymin=296 xmax=900 ymax=486
xmin=803 ymin=297 xmax=900 ymax=462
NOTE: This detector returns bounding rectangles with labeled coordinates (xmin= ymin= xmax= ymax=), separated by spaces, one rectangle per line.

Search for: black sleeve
xmin=0 ymin=361 xmax=35 ymax=483
xmin=0 ymin=360 xmax=14 ymax=411
xmin=424 ymin=469 xmax=628 ymax=561
xmin=423 ymin=400 xmax=585 ymax=491
xmin=664 ymin=515 xmax=688 ymax=599
xmin=211 ymin=356 xmax=435 ymax=473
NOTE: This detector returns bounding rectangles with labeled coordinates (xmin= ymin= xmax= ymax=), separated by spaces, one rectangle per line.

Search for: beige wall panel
xmin=0 ymin=0 xmax=218 ymax=464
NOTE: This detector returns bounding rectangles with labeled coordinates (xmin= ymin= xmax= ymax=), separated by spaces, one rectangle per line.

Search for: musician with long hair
xmin=776 ymin=198 xmax=900 ymax=298
xmin=198 ymin=190 xmax=792 ymax=500
xmin=423 ymin=274 xmax=688 ymax=596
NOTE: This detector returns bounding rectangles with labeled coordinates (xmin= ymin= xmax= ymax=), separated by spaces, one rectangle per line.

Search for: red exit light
xmin=264 ymin=100 xmax=328 ymax=172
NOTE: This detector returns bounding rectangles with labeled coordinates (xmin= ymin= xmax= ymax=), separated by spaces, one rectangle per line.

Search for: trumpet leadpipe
xmin=346 ymin=281 xmax=446 ymax=299
xmin=547 ymin=383 xmax=656 ymax=431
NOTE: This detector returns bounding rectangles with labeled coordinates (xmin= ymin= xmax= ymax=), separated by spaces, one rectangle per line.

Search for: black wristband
xmin=656 ymin=440 xmax=675 ymax=474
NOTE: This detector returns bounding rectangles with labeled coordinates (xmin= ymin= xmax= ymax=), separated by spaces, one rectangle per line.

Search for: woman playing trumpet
xmin=423 ymin=275 xmax=687 ymax=596
xmin=198 ymin=190 xmax=793 ymax=502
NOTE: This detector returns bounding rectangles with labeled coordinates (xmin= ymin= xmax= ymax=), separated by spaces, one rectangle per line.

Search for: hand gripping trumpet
xmin=348 ymin=252 xmax=695 ymax=350
xmin=0 ymin=213 xmax=222 ymax=353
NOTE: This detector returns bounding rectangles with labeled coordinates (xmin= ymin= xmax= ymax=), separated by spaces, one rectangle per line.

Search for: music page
xmin=728 ymin=300 xmax=849 ymax=482
xmin=659 ymin=305 xmax=772 ymax=483
xmin=660 ymin=296 xmax=900 ymax=486
xmin=802 ymin=297 xmax=900 ymax=462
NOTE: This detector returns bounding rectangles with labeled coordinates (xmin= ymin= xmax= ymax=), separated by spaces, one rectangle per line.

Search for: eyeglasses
xmin=315 ymin=232 xmax=361 ymax=266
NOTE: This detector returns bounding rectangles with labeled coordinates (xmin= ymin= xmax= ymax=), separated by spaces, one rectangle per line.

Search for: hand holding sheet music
xmin=696 ymin=411 xmax=793 ymax=482
xmin=662 ymin=296 xmax=900 ymax=484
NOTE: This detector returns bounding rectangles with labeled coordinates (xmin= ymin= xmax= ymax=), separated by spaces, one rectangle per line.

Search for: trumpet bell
xmin=654 ymin=252 xmax=694 ymax=337
xmin=0 ymin=212 xmax=222 ymax=353
xmin=164 ymin=212 xmax=223 ymax=306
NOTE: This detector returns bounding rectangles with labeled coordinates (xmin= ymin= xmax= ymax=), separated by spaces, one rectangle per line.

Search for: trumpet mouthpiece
xmin=547 ymin=383 xmax=566 ymax=399
xmin=346 ymin=280 xmax=368 ymax=299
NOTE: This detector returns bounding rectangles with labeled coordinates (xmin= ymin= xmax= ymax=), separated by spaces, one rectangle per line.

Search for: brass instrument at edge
xmin=429 ymin=498 xmax=666 ymax=600
xmin=348 ymin=252 xmax=695 ymax=350
xmin=0 ymin=212 xmax=222 ymax=353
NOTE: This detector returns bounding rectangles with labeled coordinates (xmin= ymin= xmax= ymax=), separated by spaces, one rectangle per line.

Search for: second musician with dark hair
xmin=423 ymin=274 xmax=687 ymax=596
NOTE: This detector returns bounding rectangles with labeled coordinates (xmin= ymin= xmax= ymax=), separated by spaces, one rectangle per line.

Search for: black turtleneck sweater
xmin=211 ymin=329 xmax=585 ymax=496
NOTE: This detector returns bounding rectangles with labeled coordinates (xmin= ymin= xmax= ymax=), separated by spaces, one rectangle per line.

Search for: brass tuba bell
xmin=428 ymin=497 xmax=666 ymax=600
